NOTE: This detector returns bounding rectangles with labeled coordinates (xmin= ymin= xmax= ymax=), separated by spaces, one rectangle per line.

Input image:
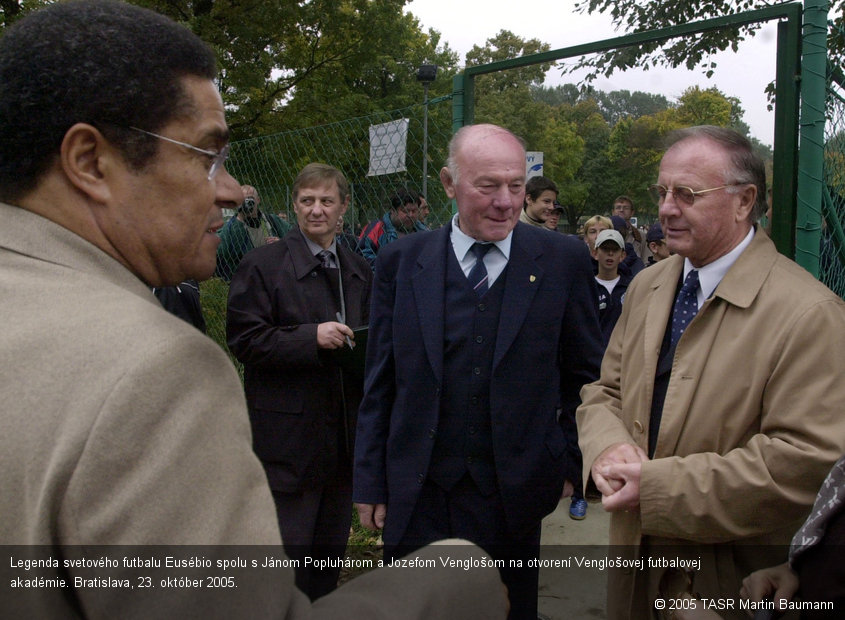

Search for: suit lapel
xmin=411 ymin=226 xmax=448 ymax=383
xmin=288 ymin=228 xmax=320 ymax=280
xmin=494 ymin=226 xmax=542 ymax=369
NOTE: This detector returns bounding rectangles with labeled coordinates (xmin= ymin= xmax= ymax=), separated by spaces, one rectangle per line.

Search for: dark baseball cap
xmin=646 ymin=222 xmax=665 ymax=243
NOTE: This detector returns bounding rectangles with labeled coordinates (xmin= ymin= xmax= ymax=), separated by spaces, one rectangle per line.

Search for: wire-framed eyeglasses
xmin=647 ymin=184 xmax=739 ymax=207
xmin=128 ymin=126 xmax=229 ymax=180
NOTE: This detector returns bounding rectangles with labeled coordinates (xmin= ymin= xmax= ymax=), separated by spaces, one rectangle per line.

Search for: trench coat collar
xmin=644 ymin=226 xmax=778 ymax=336
xmin=705 ymin=227 xmax=777 ymax=309
xmin=286 ymin=226 xmax=368 ymax=286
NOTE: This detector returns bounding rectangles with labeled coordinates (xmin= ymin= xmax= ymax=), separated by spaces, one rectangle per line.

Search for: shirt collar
xmin=303 ymin=234 xmax=338 ymax=261
xmin=449 ymin=213 xmax=512 ymax=261
xmin=684 ymin=226 xmax=755 ymax=302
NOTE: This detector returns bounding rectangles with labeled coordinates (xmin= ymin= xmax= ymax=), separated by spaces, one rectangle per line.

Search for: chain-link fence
xmin=821 ymin=51 xmax=845 ymax=299
xmin=202 ymin=97 xmax=455 ymax=360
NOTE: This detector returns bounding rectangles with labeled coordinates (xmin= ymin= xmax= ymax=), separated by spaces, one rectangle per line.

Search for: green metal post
xmin=771 ymin=15 xmax=802 ymax=256
xmin=451 ymin=74 xmax=465 ymax=134
xmin=794 ymin=0 xmax=828 ymax=275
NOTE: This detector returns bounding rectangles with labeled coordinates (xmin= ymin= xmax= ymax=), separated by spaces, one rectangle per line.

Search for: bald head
xmin=440 ymin=124 xmax=527 ymax=242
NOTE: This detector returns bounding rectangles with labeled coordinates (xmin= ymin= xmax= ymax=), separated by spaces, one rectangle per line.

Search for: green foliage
xmin=0 ymin=0 xmax=47 ymax=28
xmin=523 ymin=81 xmax=762 ymax=226
xmin=199 ymin=278 xmax=242 ymax=379
xmin=468 ymin=30 xmax=555 ymax=146
xmin=674 ymin=86 xmax=733 ymax=127
xmin=128 ymin=0 xmax=457 ymax=139
xmin=572 ymin=0 xmax=845 ymax=100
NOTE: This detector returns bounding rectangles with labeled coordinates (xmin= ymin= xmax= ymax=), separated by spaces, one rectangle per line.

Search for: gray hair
xmin=664 ymin=125 xmax=767 ymax=223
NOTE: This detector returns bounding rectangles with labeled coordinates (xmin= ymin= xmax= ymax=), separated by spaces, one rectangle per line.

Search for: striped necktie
xmin=467 ymin=243 xmax=492 ymax=297
xmin=317 ymin=250 xmax=334 ymax=269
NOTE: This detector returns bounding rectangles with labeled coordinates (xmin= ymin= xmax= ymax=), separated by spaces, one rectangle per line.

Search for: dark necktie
xmin=317 ymin=250 xmax=334 ymax=269
xmin=671 ymin=269 xmax=700 ymax=347
xmin=467 ymin=243 xmax=492 ymax=297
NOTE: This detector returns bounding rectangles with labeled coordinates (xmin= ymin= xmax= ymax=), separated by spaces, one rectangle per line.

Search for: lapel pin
xmin=529 ymin=275 xmax=536 ymax=283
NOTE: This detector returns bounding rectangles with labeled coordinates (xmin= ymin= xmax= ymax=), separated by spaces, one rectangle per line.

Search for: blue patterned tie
xmin=671 ymin=269 xmax=699 ymax=347
xmin=467 ymin=243 xmax=492 ymax=297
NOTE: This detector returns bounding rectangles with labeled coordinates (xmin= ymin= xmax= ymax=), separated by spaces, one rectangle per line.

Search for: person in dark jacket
xmin=152 ymin=280 xmax=206 ymax=333
xmin=226 ymin=164 xmax=372 ymax=601
xmin=592 ymin=229 xmax=633 ymax=348
xmin=215 ymin=184 xmax=290 ymax=281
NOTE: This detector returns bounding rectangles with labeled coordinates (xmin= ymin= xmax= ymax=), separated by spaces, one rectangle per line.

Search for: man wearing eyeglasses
xmin=577 ymin=125 xmax=845 ymax=619
xmin=0 ymin=2 xmax=506 ymax=618
xmin=612 ymin=194 xmax=648 ymax=259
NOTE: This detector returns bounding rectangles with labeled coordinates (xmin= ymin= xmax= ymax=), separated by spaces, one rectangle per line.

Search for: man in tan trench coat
xmin=577 ymin=125 xmax=845 ymax=619
xmin=0 ymin=2 xmax=506 ymax=618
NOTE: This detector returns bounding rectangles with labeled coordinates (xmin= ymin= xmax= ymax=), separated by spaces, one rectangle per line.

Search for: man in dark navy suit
xmin=353 ymin=124 xmax=603 ymax=619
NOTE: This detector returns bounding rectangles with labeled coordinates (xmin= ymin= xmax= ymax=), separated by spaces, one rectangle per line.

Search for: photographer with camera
xmin=215 ymin=184 xmax=290 ymax=281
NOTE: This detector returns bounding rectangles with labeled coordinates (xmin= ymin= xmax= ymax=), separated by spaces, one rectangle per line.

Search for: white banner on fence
xmin=368 ymin=118 xmax=409 ymax=176
xmin=526 ymin=151 xmax=544 ymax=180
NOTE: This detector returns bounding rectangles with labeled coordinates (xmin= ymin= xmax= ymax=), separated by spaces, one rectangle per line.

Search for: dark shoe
xmin=569 ymin=498 xmax=588 ymax=520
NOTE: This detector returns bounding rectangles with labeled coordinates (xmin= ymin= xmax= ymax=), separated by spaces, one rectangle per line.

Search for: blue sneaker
xmin=569 ymin=498 xmax=588 ymax=520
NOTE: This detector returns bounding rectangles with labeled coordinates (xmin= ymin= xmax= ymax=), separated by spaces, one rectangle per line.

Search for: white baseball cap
xmin=595 ymin=229 xmax=625 ymax=250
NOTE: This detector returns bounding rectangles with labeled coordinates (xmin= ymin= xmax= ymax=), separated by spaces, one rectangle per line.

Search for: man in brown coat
xmin=0 ymin=2 xmax=506 ymax=618
xmin=577 ymin=126 xmax=845 ymax=619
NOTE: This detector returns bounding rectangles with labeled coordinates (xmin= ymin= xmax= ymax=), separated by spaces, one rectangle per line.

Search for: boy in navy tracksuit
xmin=593 ymin=229 xmax=633 ymax=349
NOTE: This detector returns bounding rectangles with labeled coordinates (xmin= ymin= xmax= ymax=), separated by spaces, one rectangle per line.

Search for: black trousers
xmin=271 ymin=465 xmax=352 ymax=601
xmin=384 ymin=473 xmax=541 ymax=620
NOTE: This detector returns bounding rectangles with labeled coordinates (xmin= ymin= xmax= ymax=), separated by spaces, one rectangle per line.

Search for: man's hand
xmin=317 ymin=321 xmax=354 ymax=349
xmin=591 ymin=442 xmax=648 ymax=512
xmin=601 ymin=462 xmax=643 ymax=512
xmin=355 ymin=503 xmax=386 ymax=530
xmin=740 ymin=562 xmax=799 ymax=617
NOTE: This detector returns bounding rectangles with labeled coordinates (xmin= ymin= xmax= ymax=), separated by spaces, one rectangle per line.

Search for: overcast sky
xmin=405 ymin=0 xmax=778 ymax=145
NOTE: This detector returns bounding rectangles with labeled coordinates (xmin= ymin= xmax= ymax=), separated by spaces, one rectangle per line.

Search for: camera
xmin=240 ymin=196 xmax=256 ymax=211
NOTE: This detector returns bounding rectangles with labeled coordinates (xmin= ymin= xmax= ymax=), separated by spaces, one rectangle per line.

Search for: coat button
xmin=633 ymin=420 xmax=644 ymax=434
xmin=428 ymin=428 xmax=436 ymax=439
xmin=417 ymin=474 xmax=424 ymax=484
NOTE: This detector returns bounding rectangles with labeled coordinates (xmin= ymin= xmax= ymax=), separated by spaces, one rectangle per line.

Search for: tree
xmin=533 ymin=84 xmax=671 ymax=127
xmin=0 ymin=0 xmax=46 ymax=28
xmin=673 ymin=86 xmax=733 ymax=127
xmin=134 ymin=0 xmax=456 ymax=138
xmin=555 ymin=98 xmax=613 ymax=228
xmin=467 ymin=30 xmax=554 ymax=147
xmin=572 ymin=1 xmax=845 ymax=95
xmin=0 ymin=1 xmax=457 ymax=140
xmin=596 ymin=90 xmax=672 ymax=126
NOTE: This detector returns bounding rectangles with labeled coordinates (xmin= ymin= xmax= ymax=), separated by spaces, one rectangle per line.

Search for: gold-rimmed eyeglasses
xmin=647 ymin=184 xmax=739 ymax=207
xmin=128 ymin=126 xmax=229 ymax=180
